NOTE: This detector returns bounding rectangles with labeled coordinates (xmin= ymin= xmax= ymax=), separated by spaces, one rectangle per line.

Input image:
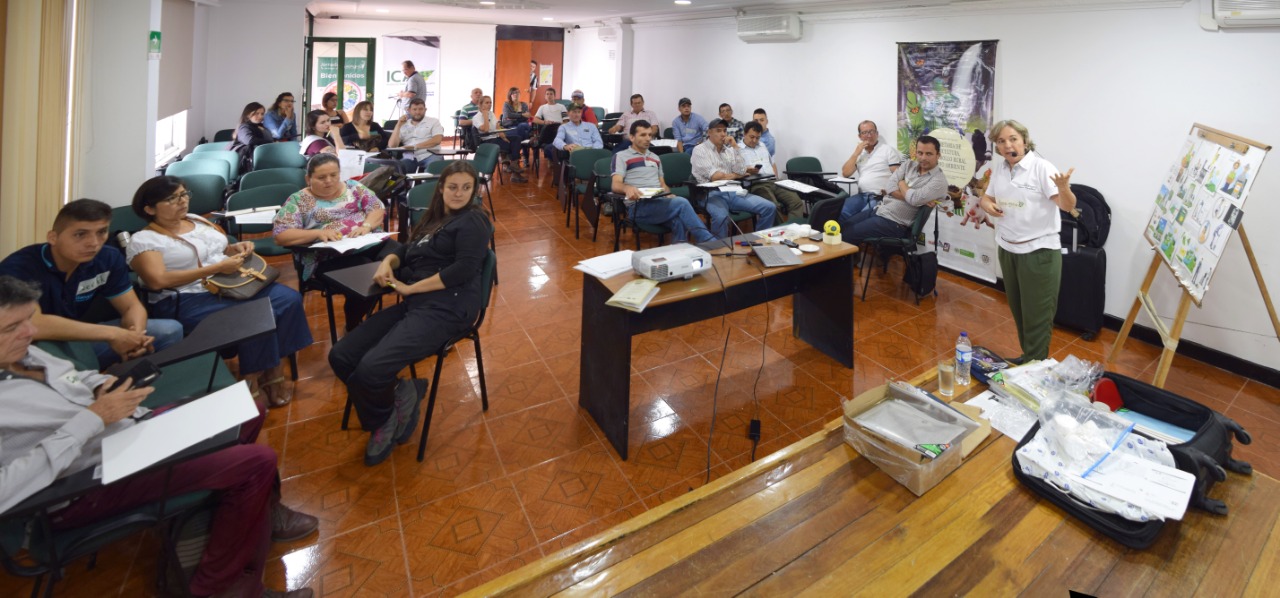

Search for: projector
xmin=632 ymin=243 xmax=713 ymax=282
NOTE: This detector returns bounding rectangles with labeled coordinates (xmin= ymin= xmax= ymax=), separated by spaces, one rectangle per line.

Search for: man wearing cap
xmin=691 ymin=119 xmax=777 ymax=238
xmin=553 ymin=104 xmax=603 ymax=153
xmin=672 ymin=98 xmax=708 ymax=155
xmin=570 ymin=90 xmax=598 ymax=125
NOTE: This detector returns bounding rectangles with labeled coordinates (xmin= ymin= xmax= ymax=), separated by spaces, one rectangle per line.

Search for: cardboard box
xmin=842 ymin=381 xmax=991 ymax=496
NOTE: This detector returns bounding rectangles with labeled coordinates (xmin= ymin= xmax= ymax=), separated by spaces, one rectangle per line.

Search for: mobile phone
xmin=107 ymin=360 xmax=162 ymax=393
xmin=781 ymin=239 xmax=799 ymax=249
xmin=754 ymin=164 xmax=762 ymax=169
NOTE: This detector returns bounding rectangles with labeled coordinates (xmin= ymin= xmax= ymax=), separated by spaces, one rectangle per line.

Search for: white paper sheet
xmin=776 ymin=179 xmax=820 ymax=194
xmin=100 ymin=381 xmax=259 ymax=484
xmin=650 ymin=139 xmax=678 ymax=148
xmin=574 ymin=250 xmax=634 ymax=279
xmin=309 ymin=232 xmax=393 ymax=254
xmin=964 ymin=391 xmax=1036 ymax=442
xmin=232 ymin=211 xmax=278 ymax=225
xmin=829 ymin=176 xmax=857 ymax=184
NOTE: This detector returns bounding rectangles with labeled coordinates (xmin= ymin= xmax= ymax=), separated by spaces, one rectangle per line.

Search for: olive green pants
xmin=998 ymin=247 xmax=1061 ymax=361
xmin=750 ymin=182 xmax=805 ymax=221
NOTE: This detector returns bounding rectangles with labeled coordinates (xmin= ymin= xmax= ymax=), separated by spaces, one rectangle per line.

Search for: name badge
xmin=75 ymin=272 xmax=110 ymax=297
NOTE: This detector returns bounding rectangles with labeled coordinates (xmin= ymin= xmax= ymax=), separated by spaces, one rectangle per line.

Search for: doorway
xmin=493 ymin=26 xmax=564 ymax=118
xmin=304 ymin=37 xmax=377 ymax=120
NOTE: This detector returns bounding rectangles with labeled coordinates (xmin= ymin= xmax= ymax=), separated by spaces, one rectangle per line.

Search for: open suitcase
xmin=1012 ymin=372 xmax=1252 ymax=548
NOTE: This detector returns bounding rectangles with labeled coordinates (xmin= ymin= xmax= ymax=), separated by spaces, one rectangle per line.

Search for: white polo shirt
xmin=855 ymin=142 xmax=903 ymax=195
xmin=986 ymin=150 xmax=1062 ymax=253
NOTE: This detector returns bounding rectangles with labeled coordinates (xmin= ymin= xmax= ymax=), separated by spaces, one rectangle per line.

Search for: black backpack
xmin=357 ymin=165 xmax=408 ymax=205
xmin=902 ymin=209 xmax=939 ymax=301
xmin=1060 ymin=183 xmax=1111 ymax=248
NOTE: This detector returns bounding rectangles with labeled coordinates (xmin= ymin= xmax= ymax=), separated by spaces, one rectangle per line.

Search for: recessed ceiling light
xmin=543 ymin=17 xmax=554 ymax=21
xmin=480 ymin=1 xmax=495 ymax=4
xmin=675 ymin=0 xmax=692 ymax=4
xmin=375 ymin=8 xmax=390 ymax=13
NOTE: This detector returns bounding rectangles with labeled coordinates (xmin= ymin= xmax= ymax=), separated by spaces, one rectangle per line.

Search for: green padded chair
xmin=183 ymin=150 xmax=239 ymax=182
xmin=172 ymin=173 xmax=226 ymax=215
xmin=556 ymin=99 xmax=573 ymax=109
xmin=192 ymin=141 xmax=230 ymax=153
xmin=783 ymin=156 xmax=842 ymax=213
xmin=565 ymin=148 xmax=611 ymax=238
xmin=471 ymin=143 xmax=501 ymax=219
xmin=663 ymin=127 xmax=674 ymax=140
xmin=239 ymin=167 xmax=305 ymax=191
xmin=858 ymin=204 xmax=936 ymax=303
xmin=660 ymin=152 xmax=754 ymax=234
xmin=165 ymin=160 xmax=228 ymax=189
xmin=591 ymin=107 xmax=605 ymax=122
xmin=595 ymin=157 xmax=671 ymax=251
xmin=406 ymin=180 xmax=438 ymax=227
xmin=212 ymin=129 xmax=234 ymax=142
xmin=109 ymin=206 xmax=149 ymax=249
xmin=252 ymin=141 xmax=305 ymax=171
xmin=415 ymin=248 xmax=497 ymax=461
xmin=425 ymin=159 xmax=453 ymax=176
xmin=224 ymin=184 xmax=294 ymax=256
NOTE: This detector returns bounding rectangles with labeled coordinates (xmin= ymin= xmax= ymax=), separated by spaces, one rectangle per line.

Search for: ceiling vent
xmin=598 ymin=27 xmax=618 ymax=42
xmin=1214 ymin=0 xmax=1280 ymax=27
xmin=736 ymin=13 xmax=802 ymax=43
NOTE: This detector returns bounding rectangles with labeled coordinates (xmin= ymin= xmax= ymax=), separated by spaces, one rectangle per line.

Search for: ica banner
xmin=379 ymin=36 xmax=441 ymax=124
xmin=898 ymin=41 xmax=1000 ymax=282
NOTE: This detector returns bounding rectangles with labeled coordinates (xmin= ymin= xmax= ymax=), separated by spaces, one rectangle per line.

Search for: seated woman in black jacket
xmin=328 ymin=160 xmax=491 ymax=466
xmin=339 ymin=100 xmax=388 ymax=154
xmin=229 ymin=102 xmax=272 ymax=170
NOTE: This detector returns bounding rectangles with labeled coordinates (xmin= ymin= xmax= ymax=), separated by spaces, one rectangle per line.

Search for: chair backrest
xmin=663 ymin=127 xmax=673 ymax=140
xmin=537 ymin=123 xmax=560 ymax=145
xmin=213 ymin=128 xmax=234 ymax=142
xmin=593 ymin=157 xmax=614 ymax=195
xmin=174 ymin=173 xmax=226 ymax=215
xmin=165 ymin=159 xmax=228 ymax=186
xmin=908 ymin=203 xmax=935 ymax=238
xmin=659 ymin=152 xmax=693 ymax=188
xmin=383 ymin=119 xmax=398 ymax=131
xmin=34 ymin=340 xmax=100 ymax=371
xmin=226 ymin=183 xmax=294 ymax=234
xmin=786 ymin=156 xmax=824 ymax=174
xmin=109 ymin=206 xmax=149 ymax=248
xmin=183 ymin=150 xmax=239 ymax=181
xmin=192 ymin=141 xmax=230 ymax=153
xmin=252 ymin=141 xmax=306 ymax=170
xmin=604 ymin=112 xmax=623 ymax=120
xmin=240 ymin=167 xmax=305 ymax=191
xmin=808 ymin=195 xmax=847 ymax=230
xmin=473 ymin=248 xmax=498 ymax=329
xmin=569 ymin=149 xmax=610 ymax=183
xmin=591 ymin=107 xmax=605 ymax=121
xmin=407 ymin=181 xmax=438 ymax=226
xmin=472 ymin=143 xmax=500 ymax=174
xmin=426 ymin=159 xmax=452 ymax=175
xmin=556 ymin=99 xmax=573 ymax=108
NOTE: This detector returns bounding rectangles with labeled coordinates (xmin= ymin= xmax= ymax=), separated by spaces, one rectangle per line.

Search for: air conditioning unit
xmin=598 ymin=27 xmax=618 ymax=42
xmin=1215 ymin=0 xmax=1280 ymax=27
xmin=736 ymin=14 xmax=802 ymax=43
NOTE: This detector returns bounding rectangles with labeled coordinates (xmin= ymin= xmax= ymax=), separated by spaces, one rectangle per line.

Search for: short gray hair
xmin=0 ymin=276 xmax=41 ymax=310
xmin=988 ymin=119 xmax=1036 ymax=152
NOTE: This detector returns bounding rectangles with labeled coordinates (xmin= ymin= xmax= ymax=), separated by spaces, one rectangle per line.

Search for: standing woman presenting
xmin=978 ymin=119 xmax=1075 ymax=363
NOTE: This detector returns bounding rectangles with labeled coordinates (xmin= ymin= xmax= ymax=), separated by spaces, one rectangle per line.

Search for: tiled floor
xmin=6 ymin=163 xmax=1279 ymax=597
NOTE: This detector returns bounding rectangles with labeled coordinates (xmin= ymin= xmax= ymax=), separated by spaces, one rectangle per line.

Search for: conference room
xmin=2 ymin=0 xmax=1279 ymax=595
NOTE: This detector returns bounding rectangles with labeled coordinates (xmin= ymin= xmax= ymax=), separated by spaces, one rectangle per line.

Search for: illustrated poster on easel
xmin=1143 ymin=125 xmax=1266 ymax=304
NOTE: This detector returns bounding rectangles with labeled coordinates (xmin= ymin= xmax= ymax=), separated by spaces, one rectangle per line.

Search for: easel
xmin=1107 ymin=125 xmax=1279 ymax=388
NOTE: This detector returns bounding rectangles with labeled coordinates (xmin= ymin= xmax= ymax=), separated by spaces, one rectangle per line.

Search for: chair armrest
xmin=782 ymin=171 xmax=838 ymax=178
xmin=108 ymin=298 xmax=276 ymax=373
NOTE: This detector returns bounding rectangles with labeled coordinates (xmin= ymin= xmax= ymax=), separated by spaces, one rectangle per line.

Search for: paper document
xmin=776 ymin=179 xmax=820 ymax=194
xmin=830 ymin=176 xmax=857 ymax=184
xmin=407 ymin=172 xmax=439 ymax=180
xmin=309 ymin=232 xmax=393 ymax=254
xmin=1080 ymin=452 xmax=1196 ymax=520
xmin=233 ymin=211 xmax=278 ymax=225
xmin=574 ymin=250 xmax=635 ymax=279
xmin=697 ymin=180 xmax=730 ymax=188
xmin=605 ymin=278 xmax=660 ymax=313
xmin=650 ymin=139 xmax=678 ymax=148
xmin=101 ymin=381 xmax=258 ymax=484
xmin=964 ymin=391 xmax=1036 ymax=442
xmin=638 ymin=188 xmax=664 ymax=198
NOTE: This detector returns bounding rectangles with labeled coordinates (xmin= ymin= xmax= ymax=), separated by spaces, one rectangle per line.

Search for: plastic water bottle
xmin=955 ymin=332 xmax=972 ymax=387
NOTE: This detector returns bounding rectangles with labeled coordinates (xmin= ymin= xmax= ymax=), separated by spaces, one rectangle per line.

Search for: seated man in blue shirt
xmin=671 ymin=97 xmax=708 ymax=155
xmin=0 ymin=199 xmax=183 ymax=367
xmin=841 ymin=136 xmax=947 ymax=244
xmin=552 ymin=104 xmax=604 ymax=154
xmin=612 ymin=120 xmax=714 ymax=245
xmin=691 ymin=119 xmax=777 ymax=239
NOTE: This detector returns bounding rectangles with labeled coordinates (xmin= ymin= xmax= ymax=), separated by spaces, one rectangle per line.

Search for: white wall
xmin=613 ymin=3 xmax=1280 ymax=369
xmin=563 ymin=26 xmax=620 ymax=114
xmin=203 ymin=0 xmax=308 ymax=137
xmin=187 ymin=3 xmax=209 ymax=147
xmin=311 ymin=18 xmax=496 ymax=124
xmin=78 ymin=0 xmax=160 ymax=207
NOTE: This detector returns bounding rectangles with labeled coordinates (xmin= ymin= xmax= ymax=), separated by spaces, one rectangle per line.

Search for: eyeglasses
xmin=858 ymin=130 xmax=877 ymax=137
xmin=159 ymin=190 xmax=191 ymax=205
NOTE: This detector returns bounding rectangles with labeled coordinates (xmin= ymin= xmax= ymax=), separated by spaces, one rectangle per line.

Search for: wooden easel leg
xmin=1153 ymin=293 xmax=1193 ymax=388
xmin=1238 ymin=225 xmax=1280 ymax=344
xmin=1107 ymin=253 xmax=1163 ymax=368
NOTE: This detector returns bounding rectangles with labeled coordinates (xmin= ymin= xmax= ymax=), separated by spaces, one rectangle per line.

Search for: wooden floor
xmin=468 ymin=374 xmax=1280 ymax=597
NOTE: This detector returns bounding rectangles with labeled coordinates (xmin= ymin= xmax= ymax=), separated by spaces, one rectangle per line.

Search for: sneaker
xmin=364 ymin=410 xmax=399 ymax=466
xmin=270 ymin=504 xmax=319 ymax=542
xmin=394 ymin=379 xmax=429 ymax=445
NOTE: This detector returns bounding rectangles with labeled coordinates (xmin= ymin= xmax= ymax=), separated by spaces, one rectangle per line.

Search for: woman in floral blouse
xmin=274 ymin=153 xmax=398 ymax=331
